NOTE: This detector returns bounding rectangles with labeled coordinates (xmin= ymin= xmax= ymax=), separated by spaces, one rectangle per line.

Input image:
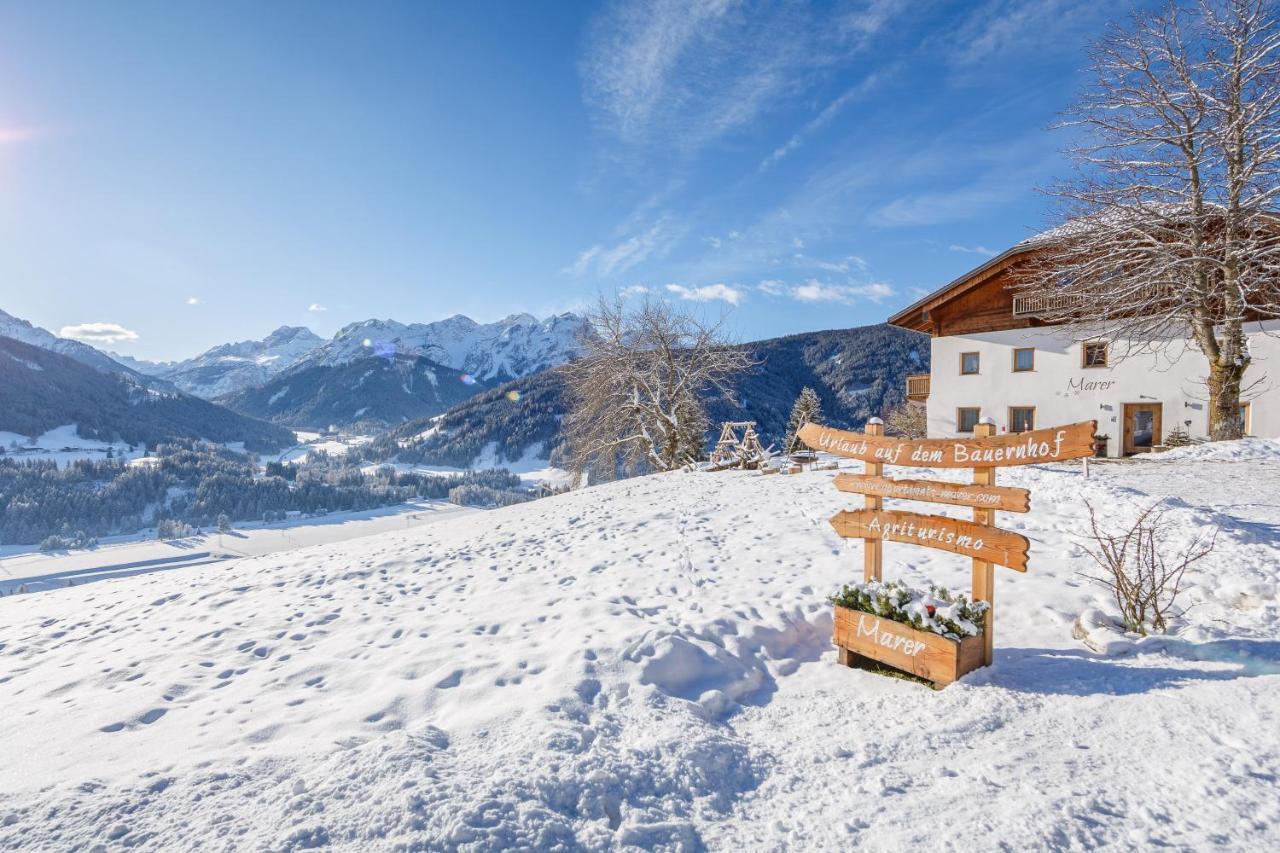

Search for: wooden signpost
xmin=800 ymin=418 xmax=1097 ymax=686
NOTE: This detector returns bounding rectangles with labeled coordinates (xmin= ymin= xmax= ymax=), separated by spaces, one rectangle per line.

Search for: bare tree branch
xmin=1014 ymin=0 xmax=1280 ymax=440
xmin=562 ymin=294 xmax=754 ymax=481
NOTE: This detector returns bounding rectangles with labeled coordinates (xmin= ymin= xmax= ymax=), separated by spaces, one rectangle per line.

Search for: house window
xmin=1013 ymin=348 xmax=1035 ymax=372
xmin=1240 ymin=402 xmax=1252 ymax=435
xmin=1082 ymin=341 xmax=1108 ymax=368
xmin=960 ymin=352 xmax=980 ymax=375
xmin=957 ymin=407 xmax=981 ymax=433
xmin=1009 ymin=407 xmax=1036 ymax=433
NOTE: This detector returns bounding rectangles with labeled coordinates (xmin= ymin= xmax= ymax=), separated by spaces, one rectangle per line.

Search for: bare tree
xmin=1079 ymin=499 xmax=1218 ymax=634
xmin=562 ymin=295 xmax=753 ymax=480
xmin=885 ymin=400 xmax=927 ymax=439
xmin=1015 ymin=0 xmax=1280 ymax=440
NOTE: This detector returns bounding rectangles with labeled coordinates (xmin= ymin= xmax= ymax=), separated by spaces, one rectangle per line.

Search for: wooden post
xmin=971 ymin=420 xmax=997 ymax=666
xmin=863 ymin=418 xmax=884 ymax=582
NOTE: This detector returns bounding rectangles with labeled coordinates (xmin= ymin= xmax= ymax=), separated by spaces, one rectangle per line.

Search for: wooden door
xmin=1122 ymin=403 xmax=1163 ymax=454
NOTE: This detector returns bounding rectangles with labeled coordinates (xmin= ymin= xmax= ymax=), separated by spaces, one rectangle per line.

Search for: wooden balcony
xmin=906 ymin=374 xmax=930 ymax=401
xmin=1012 ymin=292 xmax=1082 ymax=317
xmin=1013 ymin=284 xmax=1167 ymax=318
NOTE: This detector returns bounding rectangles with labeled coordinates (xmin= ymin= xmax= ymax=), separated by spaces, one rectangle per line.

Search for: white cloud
xmin=759 ymin=70 xmax=889 ymax=170
xmin=59 ymin=322 xmax=139 ymax=345
xmin=564 ymin=219 xmax=676 ymax=279
xmin=704 ymin=236 xmax=722 ymax=249
xmin=620 ymin=284 xmax=651 ymax=297
xmin=949 ymin=244 xmax=997 ymax=257
xmin=185 ymin=296 xmax=200 ymax=305
xmin=580 ymin=0 xmax=905 ymax=153
xmin=756 ymin=279 xmax=786 ymax=296
xmin=792 ymin=237 xmax=805 ymax=249
xmin=947 ymin=0 xmax=1101 ymax=69
xmin=308 ymin=303 xmax=328 ymax=312
xmin=665 ymin=282 xmax=743 ymax=305
xmin=871 ymin=184 xmax=1016 ymax=227
xmin=792 ymin=280 xmax=894 ymax=304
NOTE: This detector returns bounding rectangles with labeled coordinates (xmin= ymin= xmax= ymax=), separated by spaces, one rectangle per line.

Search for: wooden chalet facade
xmin=888 ymin=242 xmax=1280 ymax=455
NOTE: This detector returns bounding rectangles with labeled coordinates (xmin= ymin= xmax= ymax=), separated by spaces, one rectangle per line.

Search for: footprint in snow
xmin=435 ymin=670 xmax=463 ymax=689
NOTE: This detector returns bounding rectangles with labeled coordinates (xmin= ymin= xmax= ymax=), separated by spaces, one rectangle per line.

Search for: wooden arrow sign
xmin=830 ymin=508 xmax=1029 ymax=572
xmin=798 ymin=421 xmax=1096 ymax=468
xmin=833 ymin=473 xmax=1031 ymax=513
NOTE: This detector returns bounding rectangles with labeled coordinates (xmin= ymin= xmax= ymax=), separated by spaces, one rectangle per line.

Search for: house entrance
xmin=1122 ymin=403 xmax=1163 ymax=455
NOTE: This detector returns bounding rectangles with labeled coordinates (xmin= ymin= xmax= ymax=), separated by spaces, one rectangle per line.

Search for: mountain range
xmin=0 ymin=335 xmax=295 ymax=451
xmin=355 ymin=322 xmax=929 ymax=470
xmin=112 ymin=326 xmax=326 ymax=398
xmin=103 ymin=313 xmax=590 ymax=427
xmin=218 ymin=313 xmax=589 ymax=428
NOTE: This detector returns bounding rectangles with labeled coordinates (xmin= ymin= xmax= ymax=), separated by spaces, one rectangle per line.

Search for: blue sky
xmin=0 ymin=1 xmax=1136 ymax=361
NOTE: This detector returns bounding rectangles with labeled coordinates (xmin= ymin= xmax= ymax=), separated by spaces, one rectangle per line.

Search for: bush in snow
xmin=38 ymin=529 xmax=98 ymax=552
xmin=885 ymin=400 xmax=927 ymax=439
xmin=1079 ymin=499 xmax=1217 ymax=635
xmin=829 ymin=580 xmax=988 ymax=639
xmin=1163 ymin=425 xmax=1194 ymax=447
xmin=157 ymin=519 xmax=197 ymax=540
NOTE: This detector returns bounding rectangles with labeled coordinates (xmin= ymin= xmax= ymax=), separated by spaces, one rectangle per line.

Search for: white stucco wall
xmin=925 ymin=320 xmax=1280 ymax=456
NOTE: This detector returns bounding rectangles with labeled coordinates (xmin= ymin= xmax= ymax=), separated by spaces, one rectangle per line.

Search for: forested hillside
xmin=221 ymin=353 xmax=498 ymax=429
xmin=354 ymin=323 xmax=928 ymax=469
xmin=0 ymin=336 xmax=296 ymax=452
xmin=0 ymin=440 xmax=528 ymax=545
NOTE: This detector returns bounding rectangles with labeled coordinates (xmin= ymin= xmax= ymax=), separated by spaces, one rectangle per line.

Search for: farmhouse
xmin=889 ymin=239 xmax=1280 ymax=456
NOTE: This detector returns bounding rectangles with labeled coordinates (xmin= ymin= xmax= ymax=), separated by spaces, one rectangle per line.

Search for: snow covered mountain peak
xmin=125 ymin=326 xmax=325 ymax=398
xmin=304 ymin=312 xmax=589 ymax=381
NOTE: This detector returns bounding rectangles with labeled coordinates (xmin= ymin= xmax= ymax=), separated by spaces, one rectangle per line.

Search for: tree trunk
xmin=1206 ymin=359 xmax=1247 ymax=441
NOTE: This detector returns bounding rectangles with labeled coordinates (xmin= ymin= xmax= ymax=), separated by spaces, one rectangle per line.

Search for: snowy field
xmin=360 ymin=441 xmax=576 ymax=489
xmin=0 ymin=424 xmax=144 ymax=468
xmin=2 ymin=444 xmax=1279 ymax=849
xmin=0 ymin=501 xmax=474 ymax=596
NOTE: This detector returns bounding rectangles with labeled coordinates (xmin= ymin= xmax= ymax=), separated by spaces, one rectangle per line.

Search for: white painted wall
xmin=925 ymin=320 xmax=1280 ymax=456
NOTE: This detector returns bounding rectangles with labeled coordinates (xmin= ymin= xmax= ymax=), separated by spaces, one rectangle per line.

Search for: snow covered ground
xmin=2 ymin=445 xmax=1278 ymax=849
xmin=360 ymin=441 xmax=575 ymax=488
xmin=275 ymin=432 xmax=372 ymax=465
xmin=0 ymin=424 xmax=144 ymax=468
xmin=0 ymin=501 xmax=473 ymax=596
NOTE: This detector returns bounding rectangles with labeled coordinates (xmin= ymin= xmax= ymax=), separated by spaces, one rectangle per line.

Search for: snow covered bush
xmin=829 ymin=580 xmax=988 ymax=639
xmin=37 ymin=529 xmax=97 ymax=552
xmin=1079 ymin=500 xmax=1217 ymax=635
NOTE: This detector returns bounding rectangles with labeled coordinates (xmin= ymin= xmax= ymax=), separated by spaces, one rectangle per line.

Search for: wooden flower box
xmin=833 ymin=605 xmax=985 ymax=687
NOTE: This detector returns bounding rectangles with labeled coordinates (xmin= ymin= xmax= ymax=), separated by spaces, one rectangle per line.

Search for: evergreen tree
xmin=783 ymin=387 xmax=823 ymax=454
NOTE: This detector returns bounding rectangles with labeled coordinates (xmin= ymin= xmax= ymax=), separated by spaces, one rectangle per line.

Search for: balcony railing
xmin=906 ymin=374 xmax=930 ymax=400
xmin=1012 ymin=292 xmax=1083 ymax=317
xmin=1013 ymin=284 xmax=1169 ymax=317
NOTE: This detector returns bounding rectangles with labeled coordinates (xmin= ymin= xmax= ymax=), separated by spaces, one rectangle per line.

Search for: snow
xmin=363 ymin=442 xmax=573 ymax=488
xmin=275 ymin=433 xmax=372 ymax=465
xmin=0 ymin=424 xmax=145 ymax=467
xmin=1152 ymin=436 xmax=1280 ymax=462
xmin=2 ymin=448 xmax=1278 ymax=848
xmin=0 ymin=500 xmax=473 ymax=596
